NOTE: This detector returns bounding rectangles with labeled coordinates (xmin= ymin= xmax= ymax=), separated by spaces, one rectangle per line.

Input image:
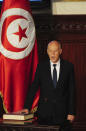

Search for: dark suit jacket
xmin=24 ymin=58 xmax=76 ymax=124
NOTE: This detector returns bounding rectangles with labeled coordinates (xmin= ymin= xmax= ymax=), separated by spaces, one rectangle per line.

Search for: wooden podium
xmin=0 ymin=119 xmax=60 ymax=131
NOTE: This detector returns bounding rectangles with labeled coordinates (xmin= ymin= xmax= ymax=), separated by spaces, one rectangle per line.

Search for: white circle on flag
xmin=7 ymin=19 xmax=30 ymax=49
xmin=0 ymin=8 xmax=35 ymax=60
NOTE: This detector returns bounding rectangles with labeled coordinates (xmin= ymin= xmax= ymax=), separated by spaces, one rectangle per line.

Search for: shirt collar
xmin=50 ymin=59 xmax=60 ymax=67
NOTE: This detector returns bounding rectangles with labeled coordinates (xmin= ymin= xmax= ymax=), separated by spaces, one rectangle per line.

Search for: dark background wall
xmin=0 ymin=13 xmax=86 ymax=131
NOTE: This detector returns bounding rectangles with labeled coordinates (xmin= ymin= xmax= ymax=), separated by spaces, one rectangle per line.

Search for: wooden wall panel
xmin=62 ymin=43 xmax=86 ymax=130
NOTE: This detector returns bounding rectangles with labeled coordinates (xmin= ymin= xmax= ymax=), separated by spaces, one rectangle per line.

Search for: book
xmin=3 ymin=119 xmax=34 ymax=125
xmin=3 ymin=113 xmax=34 ymax=120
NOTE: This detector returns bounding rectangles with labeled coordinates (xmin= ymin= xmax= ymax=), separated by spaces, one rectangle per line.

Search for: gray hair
xmin=47 ymin=40 xmax=62 ymax=49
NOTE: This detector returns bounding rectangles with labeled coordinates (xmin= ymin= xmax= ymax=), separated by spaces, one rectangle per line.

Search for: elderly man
xmin=20 ymin=41 xmax=76 ymax=129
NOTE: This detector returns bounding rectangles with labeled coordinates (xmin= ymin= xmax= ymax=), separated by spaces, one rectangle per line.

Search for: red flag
xmin=0 ymin=0 xmax=39 ymax=112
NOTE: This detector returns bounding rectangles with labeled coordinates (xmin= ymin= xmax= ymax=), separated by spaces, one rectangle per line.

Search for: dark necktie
xmin=53 ymin=64 xmax=57 ymax=88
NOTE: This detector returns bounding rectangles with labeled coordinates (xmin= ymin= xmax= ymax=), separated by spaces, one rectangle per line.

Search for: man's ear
xmin=60 ymin=49 xmax=62 ymax=55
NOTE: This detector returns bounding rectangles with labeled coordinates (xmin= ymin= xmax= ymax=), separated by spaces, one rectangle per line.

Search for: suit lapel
xmin=46 ymin=60 xmax=54 ymax=88
xmin=46 ymin=59 xmax=65 ymax=89
xmin=56 ymin=59 xmax=64 ymax=87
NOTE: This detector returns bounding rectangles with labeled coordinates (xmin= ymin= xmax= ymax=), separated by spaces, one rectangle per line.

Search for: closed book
xmin=3 ymin=119 xmax=34 ymax=125
xmin=3 ymin=113 xmax=34 ymax=120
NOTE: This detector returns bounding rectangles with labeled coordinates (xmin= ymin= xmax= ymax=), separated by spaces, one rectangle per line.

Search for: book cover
xmin=3 ymin=119 xmax=34 ymax=125
xmin=3 ymin=113 xmax=34 ymax=120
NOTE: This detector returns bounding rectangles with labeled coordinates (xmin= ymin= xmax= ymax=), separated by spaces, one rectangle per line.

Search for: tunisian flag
xmin=0 ymin=0 xmax=39 ymax=112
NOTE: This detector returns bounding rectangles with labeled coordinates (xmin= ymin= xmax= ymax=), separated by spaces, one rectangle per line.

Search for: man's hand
xmin=67 ymin=114 xmax=75 ymax=123
xmin=14 ymin=109 xmax=29 ymax=114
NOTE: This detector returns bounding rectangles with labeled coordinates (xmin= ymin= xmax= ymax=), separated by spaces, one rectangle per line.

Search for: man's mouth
xmin=51 ymin=56 xmax=55 ymax=59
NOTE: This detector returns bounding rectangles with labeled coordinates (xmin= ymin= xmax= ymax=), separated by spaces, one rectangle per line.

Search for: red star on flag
xmin=14 ymin=25 xmax=27 ymax=42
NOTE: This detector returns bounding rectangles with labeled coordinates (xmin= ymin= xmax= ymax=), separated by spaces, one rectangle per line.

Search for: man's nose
xmin=51 ymin=52 xmax=55 ymax=56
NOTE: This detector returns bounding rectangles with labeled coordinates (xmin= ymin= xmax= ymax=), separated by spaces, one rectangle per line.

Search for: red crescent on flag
xmin=1 ymin=15 xmax=27 ymax=52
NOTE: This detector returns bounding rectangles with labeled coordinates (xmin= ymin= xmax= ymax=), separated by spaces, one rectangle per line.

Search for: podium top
xmin=0 ymin=118 xmax=60 ymax=130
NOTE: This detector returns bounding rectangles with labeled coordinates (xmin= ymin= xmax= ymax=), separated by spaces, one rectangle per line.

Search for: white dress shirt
xmin=50 ymin=59 xmax=60 ymax=82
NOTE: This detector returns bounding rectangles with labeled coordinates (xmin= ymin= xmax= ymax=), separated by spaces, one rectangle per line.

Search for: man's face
xmin=47 ymin=41 xmax=62 ymax=63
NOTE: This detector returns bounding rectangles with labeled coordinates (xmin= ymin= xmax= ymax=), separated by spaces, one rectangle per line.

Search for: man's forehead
xmin=48 ymin=41 xmax=60 ymax=48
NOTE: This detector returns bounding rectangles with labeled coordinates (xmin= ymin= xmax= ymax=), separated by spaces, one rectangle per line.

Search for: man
xmin=20 ymin=41 xmax=75 ymax=128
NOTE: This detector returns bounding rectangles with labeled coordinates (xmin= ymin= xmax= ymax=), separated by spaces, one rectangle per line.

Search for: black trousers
xmin=60 ymin=120 xmax=72 ymax=131
xmin=38 ymin=119 xmax=72 ymax=131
